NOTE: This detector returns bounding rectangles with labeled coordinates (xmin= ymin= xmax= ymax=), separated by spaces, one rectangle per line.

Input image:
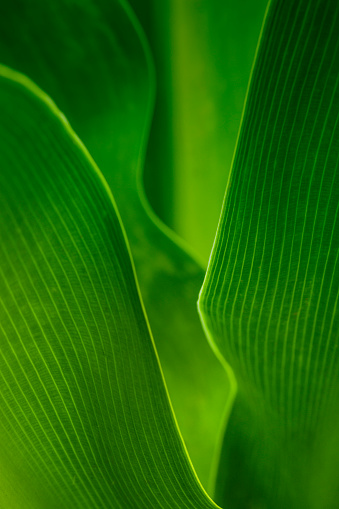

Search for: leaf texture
xmin=0 ymin=0 xmax=230 ymax=489
xmin=199 ymin=0 xmax=339 ymax=507
xmin=0 ymin=65 xmax=220 ymax=509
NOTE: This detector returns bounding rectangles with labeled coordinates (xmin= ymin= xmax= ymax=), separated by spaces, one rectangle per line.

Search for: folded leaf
xmin=0 ymin=0 xmax=230 ymax=489
xmin=0 ymin=65 xmax=220 ymax=509
xmin=199 ymin=0 xmax=339 ymax=507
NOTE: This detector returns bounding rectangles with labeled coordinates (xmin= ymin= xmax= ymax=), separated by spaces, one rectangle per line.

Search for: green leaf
xmin=128 ymin=0 xmax=267 ymax=261
xmin=167 ymin=0 xmax=268 ymax=261
xmin=0 ymin=0 xmax=230 ymax=490
xmin=0 ymin=65 xmax=220 ymax=509
xmin=199 ymin=0 xmax=339 ymax=507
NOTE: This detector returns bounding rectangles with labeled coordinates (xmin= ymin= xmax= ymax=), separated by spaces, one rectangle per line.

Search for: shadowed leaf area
xmin=199 ymin=0 xmax=339 ymax=507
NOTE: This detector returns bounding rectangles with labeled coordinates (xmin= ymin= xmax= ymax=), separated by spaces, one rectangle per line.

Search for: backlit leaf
xmin=0 ymin=0 xmax=230 ymax=489
xmin=0 ymin=65 xmax=219 ymax=509
xmin=199 ymin=0 xmax=339 ymax=507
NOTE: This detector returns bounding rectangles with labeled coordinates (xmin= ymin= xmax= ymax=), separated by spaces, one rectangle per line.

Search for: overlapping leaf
xmin=0 ymin=65 xmax=221 ymax=509
xmin=199 ymin=0 xmax=339 ymax=507
xmin=0 ymin=0 xmax=230 ymax=488
xmin=162 ymin=0 xmax=268 ymax=260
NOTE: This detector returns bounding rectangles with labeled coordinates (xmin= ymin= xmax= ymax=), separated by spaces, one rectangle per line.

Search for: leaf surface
xmin=0 ymin=65 xmax=220 ymax=509
xmin=0 ymin=0 xmax=230 ymax=489
xmin=199 ymin=0 xmax=339 ymax=507
xmin=168 ymin=0 xmax=268 ymax=260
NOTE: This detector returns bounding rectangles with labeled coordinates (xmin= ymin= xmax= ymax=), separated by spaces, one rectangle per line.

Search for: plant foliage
xmin=0 ymin=0 xmax=339 ymax=508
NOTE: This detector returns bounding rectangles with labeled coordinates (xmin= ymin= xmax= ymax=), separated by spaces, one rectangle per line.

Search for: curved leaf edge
xmin=0 ymin=61 xmax=221 ymax=509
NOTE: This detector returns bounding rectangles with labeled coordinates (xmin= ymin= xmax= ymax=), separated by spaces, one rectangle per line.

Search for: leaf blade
xmin=0 ymin=0 xmax=231 ymax=489
xmin=199 ymin=0 xmax=339 ymax=507
xmin=0 ymin=65 xmax=220 ymax=509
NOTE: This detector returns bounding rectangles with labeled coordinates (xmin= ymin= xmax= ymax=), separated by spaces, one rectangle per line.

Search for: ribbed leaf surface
xmin=199 ymin=0 xmax=339 ymax=507
xmin=0 ymin=0 xmax=230 ymax=488
xmin=0 ymin=66 xmax=219 ymax=509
